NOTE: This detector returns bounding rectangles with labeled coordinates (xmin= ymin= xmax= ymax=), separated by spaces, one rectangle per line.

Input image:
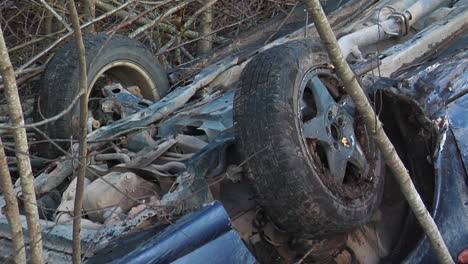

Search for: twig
xmin=0 ymin=137 xmax=26 ymax=264
xmin=304 ymin=1 xmax=453 ymax=263
xmin=0 ymin=21 xmax=44 ymax=264
xmin=17 ymin=0 xmax=134 ymax=71
xmin=110 ymin=0 xmax=177 ymax=34
xmin=174 ymin=8 xmax=183 ymax=64
xmin=180 ymin=46 xmax=194 ymax=60
xmin=156 ymin=13 xmax=259 ymax=56
xmin=182 ymin=0 xmax=217 ymax=29
xmin=0 ymin=69 xmax=43 ymax=91
xmin=95 ymin=0 xmax=226 ymax=43
xmin=158 ymin=35 xmax=177 ymax=53
xmin=264 ymin=3 xmax=298 ymax=44
xmin=67 ymin=0 xmax=89 ymax=263
xmin=39 ymin=0 xmax=73 ymax=32
xmin=8 ymin=36 xmax=47 ymax=53
xmin=0 ymin=91 xmax=83 ymax=129
xmin=129 ymin=0 xmax=195 ymax=38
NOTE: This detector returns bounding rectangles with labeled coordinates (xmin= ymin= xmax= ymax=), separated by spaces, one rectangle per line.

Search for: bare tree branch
xmin=0 ymin=91 xmax=83 ymax=130
xmin=95 ymin=0 xmax=226 ymax=44
xmin=129 ymin=0 xmax=195 ymax=38
xmin=0 ymin=137 xmax=26 ymax=263
xmin=109 ymin=0 xmax=175 ymax=34
xmin=155 ymin=13 xmax=259 ymax=56
xmin=67 ymin=0 xmax=89 ymax=263
xmin=39 ymin=0 xmax=73 ymax=32
xmin=0 ymin=21 xmax=44 ymax=264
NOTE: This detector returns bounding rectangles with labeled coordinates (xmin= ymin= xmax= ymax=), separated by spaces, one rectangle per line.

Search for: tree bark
xmin=0 ymin=23 xmax=44 ymax=264
xmin=44 ymin=0 xmax=54 ymax=35
xmin=0 ymin=138 xmax=26 ymax=264
xmin=198 ymin=0 xmax=213 ymax=55
xmin=83 ymin=0 xmax=96 ymax=35
xmin=304 ymin=1 xmax=453 ymax=263
xmin=68 ymin=1 xmax=89 ymax=263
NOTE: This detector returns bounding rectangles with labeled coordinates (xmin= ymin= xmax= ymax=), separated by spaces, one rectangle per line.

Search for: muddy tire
xmin=35 ymin=34 xmax=169 ymax=158
xmin=234 ymin=40 xmax=384 ymax=238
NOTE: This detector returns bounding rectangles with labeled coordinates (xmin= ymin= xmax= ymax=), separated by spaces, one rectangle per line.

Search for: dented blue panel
xmin=106 ymin=201 xmax=256 ymax=264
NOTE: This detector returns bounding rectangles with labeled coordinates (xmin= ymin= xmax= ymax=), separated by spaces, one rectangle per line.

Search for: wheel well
xmin=375 ymin=89 xmax=437 ymax=261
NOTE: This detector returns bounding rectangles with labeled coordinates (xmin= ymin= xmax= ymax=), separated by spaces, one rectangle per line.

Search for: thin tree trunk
xmin=68 ymin=1 xmax=89 ymax=263
xmin=304 ymin=1 xmax=453 ymax=263
xmin=198 ymin=0 xmax=213 ymax=55
xmin=0 ymin=23 xmax=44 ymax=264
xmin=83 ymin=0 xmax=96 ymax=35
xmin=175 ymin=8 xmax=183 ymax=65
xmin=44 ymin=0 xmax=54 ymax=35
xmin=0 ymin=138 xmax=26 ymax=264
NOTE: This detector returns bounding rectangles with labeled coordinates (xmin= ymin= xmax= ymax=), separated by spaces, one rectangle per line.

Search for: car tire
xmin=234 ymin=40 xmax=384 ymax=238
xmin=35 ymin=34 xmax=169 ymax=158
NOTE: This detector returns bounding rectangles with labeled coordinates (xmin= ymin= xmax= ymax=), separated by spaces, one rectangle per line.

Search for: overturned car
xmin=0 ymin=0 xmax=467 ymax=263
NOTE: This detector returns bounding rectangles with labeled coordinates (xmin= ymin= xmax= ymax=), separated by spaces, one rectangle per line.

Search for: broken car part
xmin=337 ymin=0 xmax=447 ymax=60
xmin=0 ymin=1 xmax=466 ymax=262
xmin=158 ymin=89 xmax=234 ymax=141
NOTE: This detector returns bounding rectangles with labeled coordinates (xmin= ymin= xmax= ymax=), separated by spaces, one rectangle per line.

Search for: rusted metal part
xmin=101 ymin=83 xmax=154 ymax=118
xmin=352 ymin=59 xmax=382 ymax=76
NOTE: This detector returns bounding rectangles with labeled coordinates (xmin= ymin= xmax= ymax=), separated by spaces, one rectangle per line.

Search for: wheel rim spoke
xmin=339 ymin=96 xmax=356 ymax=116
xmin=307 ymin=76 xmax=336 ymax=113
xmin=349 ymin=141 xmax=370 ymax=175
xmin=303 ymin=116 xmax=330 ymax=143
xmin=325 ymin=146 xmax=351 ymax=184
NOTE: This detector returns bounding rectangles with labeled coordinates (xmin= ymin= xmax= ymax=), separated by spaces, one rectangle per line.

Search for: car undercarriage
xmin=0 ymin=0 xmax=466 ymax=263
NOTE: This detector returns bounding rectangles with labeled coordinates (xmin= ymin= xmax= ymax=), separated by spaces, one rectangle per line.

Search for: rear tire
xmin=35 ymin=34 xmax=169 ymax=158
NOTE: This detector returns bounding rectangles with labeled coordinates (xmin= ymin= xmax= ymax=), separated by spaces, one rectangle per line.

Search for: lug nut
xmin=341 ymin=137 xmax=351 ymax=148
